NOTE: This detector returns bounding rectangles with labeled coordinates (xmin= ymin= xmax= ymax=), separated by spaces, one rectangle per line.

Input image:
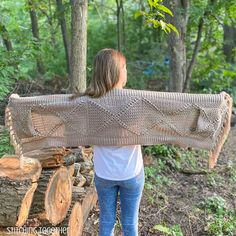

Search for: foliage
xmin=226 ymin=160 xmax=236 ymax=183
xmin=198 ymin=195 xmax=236 ymax=235
xmin=135 ymin=0 xmax=178 ymax=34
xmin=0 ymin=50 xmax=15 ymax=100
xmin=0 ymin=127 xmax=15 ymax=158
xmin=188 ymin=0 xmax=236 ymax=100
xmin=153 ymin=223 xmax=183 ymax=236
xmin=191 ymin=46 xmax=236 ymax=105
xmin=143 ymin=144 xmax=209 ymax=172
xmin=144 ymin=165 xmax=174 ymax=206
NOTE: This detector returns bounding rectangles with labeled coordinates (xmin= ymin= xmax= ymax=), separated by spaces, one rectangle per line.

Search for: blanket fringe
xmin=208 ymin=92 xmax=233 ymax=169
xmin=5 ymin=106 xmax=23 ymax=157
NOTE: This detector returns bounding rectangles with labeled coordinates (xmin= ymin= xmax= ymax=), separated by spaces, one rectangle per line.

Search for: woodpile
xmin=0 ymin=146 xmax=97 ymax=236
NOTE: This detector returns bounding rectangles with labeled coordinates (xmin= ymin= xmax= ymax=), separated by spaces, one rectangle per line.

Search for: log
xmin=66 ymin=164 xmax=75 ymax=179
xmin=81 ymin=146 xmax=93 ymax=161
xmin=80 ymin=160 xmax=93 ymax=174
xmin=83 ymin=169 xmax=94 ymax=186
xmin=73 ymin=173 xmax=86 ymax=187
xmin=82 ymin=187 xmax=98 ymax=224
xmin=57 ymin=186 xmax=96 ymax=236
xmin=29 ymin=166 xmax=72 ymax=226
xmin=57 ymin=186 xmax=85 ymax=225
xmin=0 ymin=157 xmax=42 ymax=227
xmin=45 ymin=166 xmax=72 ymax=225
xmin=0 ymin=156 xmax=42 ymax=182
xmin=44 ymin=186 xmax=85 ymax=236
xmin=68 ymin=202 xmax=83 ymax=236
xmin=24 ymin=186 xmax=93 ymax=236
xmin=73 ymin=163 xmax=81 ymax=177
xmin=22 ymin=148 xmax=83 ymax=168
xmin=69 ymin=148 xmax=85 ymax=162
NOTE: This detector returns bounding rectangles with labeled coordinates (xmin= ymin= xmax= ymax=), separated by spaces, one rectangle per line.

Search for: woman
xmin=71 ymin=48 xmax=144 ymax=236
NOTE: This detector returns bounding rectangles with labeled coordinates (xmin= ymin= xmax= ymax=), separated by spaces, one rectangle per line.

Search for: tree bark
xmin=0 ymin=24 xmax=13 ymax=51
xmin=116 ymin=0 xmax=121 ymax=51
xmin=166 ymin=0 xmax=189 ymax=92
xmin=183 ymin=17 xmax=204 ymax=92
xmin=56 ymin=0 xmax=71 ymax=74
xmin=38 ymin=0 xmax=57 ymax=48
xmin=121 ymin=0 xmax=125 ymax=51
xmin=183 ymin=0 xmax=217 ymax=92
xmin=223 ymin=24 xmax=236 ymax=63
xmin=0 ymin=156 xmax=41 ymax=227
xmin=69 ymin=0 xmax=88 ymax=94
xmin=138 ymin=0 xmax=145 ymax=55
xmin=28 ymin=0 xmax=45 ymax=75
xmin=116 ymin=0 xmax=124 ymax=51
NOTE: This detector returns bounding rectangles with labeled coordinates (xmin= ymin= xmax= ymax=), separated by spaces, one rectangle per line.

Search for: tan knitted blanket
xmin=5 ymin=88 xmax=233 ymax=169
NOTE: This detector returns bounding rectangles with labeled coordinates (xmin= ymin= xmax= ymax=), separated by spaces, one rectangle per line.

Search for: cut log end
xmin=45 ymin=166 xmax=73 ymax=225
xmin=0 ymin=156 xmax=42 ymax=182
xmin=82 ymin=187 xmax=98 ymax=224
xmin=16 ymin=182 xmax=38 ymax=227
xmin=68 ymin=202 xmax=83 ymax=236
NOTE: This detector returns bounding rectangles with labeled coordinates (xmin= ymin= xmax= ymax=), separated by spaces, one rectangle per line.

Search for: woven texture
xmin=5 ymin=88 xmax=233 ymax=169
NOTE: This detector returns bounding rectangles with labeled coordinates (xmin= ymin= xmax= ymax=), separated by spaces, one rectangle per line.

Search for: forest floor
xmin=82 ymin=126 xmax=236 ymax=236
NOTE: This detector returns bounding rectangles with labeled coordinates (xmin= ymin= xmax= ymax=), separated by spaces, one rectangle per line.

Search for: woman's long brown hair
xmin=69 ymin=48 xmax=126 ymax=100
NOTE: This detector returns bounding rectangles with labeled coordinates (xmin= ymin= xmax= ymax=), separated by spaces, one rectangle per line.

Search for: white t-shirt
xmin=93 ymin=144 xmax=143 ymax=181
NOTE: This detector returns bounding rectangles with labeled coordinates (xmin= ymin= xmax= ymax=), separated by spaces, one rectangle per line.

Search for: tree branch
xmin=183 ymin=17 xmax=204 ymax=92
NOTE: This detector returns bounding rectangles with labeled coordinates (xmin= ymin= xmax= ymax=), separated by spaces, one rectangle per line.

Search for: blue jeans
xmin=94 ymin=168 xmax=145 ymax=236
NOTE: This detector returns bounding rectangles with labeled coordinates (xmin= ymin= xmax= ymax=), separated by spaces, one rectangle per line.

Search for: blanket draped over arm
xmin=5 ymin=88 xmax=233 ymax=169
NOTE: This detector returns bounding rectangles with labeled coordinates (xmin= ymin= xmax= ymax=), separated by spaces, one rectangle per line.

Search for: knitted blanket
xmin=5 ymin=88 xmax=233 ymax=169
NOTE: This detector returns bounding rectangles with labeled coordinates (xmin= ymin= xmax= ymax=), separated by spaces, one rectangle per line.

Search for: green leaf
xmin=160 ymin=19 xmax=166 ymax=29
xmin=157 ymin=4 xmax=174 ymax=16
xmin=153 ymin=224 xmax=172 ymax=234
xmin=165 ymin=24 xmax=171 ymax=33
xmin=134 ymin=10 xmax=145 ymax=19
xmin=167 ymin=23 xmax=179 ymax=35
xmin=156 ymin=12 xmax=165 ymax=18
xmin=148 ymin=0 xmax=153 ymax=11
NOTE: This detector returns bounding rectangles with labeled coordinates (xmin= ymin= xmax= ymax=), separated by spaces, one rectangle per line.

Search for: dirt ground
xmin=82 ymin=126 xmax=236 ymax=236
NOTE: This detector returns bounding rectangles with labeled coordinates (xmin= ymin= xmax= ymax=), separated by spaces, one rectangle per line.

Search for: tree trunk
xmin=166 ymin=0 xmax=189 ymax=92
xmin=138 ymin=0 xmax=144 ymax=55
xmin=0 ymin=24 xmax=13 ymax=51
xmin=0 ymin=156 xmax=42 ymax=227
xmin=121 ymin=0 xmax=125 ymax=51
xmin=48 ymin=0 xmax=57 ymax=48
xmin=28 ymin=0 xmax=45 ymax=75
xmin=56 ymin=0 xmax=71 ymax=74
xmin=183 ymin=0 xmax=217 ymax=92
xmin=183 ymin=17 xmax=204 ymax=92
xmin=69 ymin=0 xmax=88 ymax=94
xmin=38 ymin=0 xmax=57 ymax=49
xmin=116 ymin=0 xmax=122 ymax=51
xmin=223 ymin=24 xmax=236 ymax=63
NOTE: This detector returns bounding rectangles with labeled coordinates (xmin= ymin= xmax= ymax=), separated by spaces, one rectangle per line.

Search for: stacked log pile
xmin=0 ymin=146 xmax=97 ymax=236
